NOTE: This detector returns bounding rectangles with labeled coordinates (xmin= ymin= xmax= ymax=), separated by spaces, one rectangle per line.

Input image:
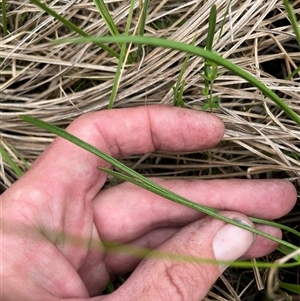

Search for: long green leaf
xmin=19 ymin=114 xmax=300 ymax=255
xmin=206 ymin=4 xmax=217 ymax=52
xmin=29 ymin=0 xmax=119 ymax=59
xmin=56 ymin=35 xmax=300 ymax=125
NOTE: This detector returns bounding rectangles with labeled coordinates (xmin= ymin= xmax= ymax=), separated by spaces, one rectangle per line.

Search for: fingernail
xmin=213 ymin=218 xmax=256 ymax=272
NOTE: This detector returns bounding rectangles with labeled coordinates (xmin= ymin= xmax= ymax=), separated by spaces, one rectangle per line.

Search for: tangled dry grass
xmin=1 ymin=0 xmax=300 ymax=299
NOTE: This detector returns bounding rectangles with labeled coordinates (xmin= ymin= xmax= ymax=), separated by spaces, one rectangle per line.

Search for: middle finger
xmin=93 ymin=178 xmax=296 ymax=242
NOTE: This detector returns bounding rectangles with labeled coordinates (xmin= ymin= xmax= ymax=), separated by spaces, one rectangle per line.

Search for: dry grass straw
xmin=1 ymin=0 xmax=300 ymax=298
xmin=267 ymin=248 xmax=300 ymax=300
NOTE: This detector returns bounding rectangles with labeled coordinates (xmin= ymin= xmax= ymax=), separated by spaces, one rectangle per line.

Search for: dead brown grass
xmin=1 ymin=0 xmax=300 ymax=299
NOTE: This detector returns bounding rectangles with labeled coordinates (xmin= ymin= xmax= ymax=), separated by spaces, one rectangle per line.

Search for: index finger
xmin=10 ymin=105 xmax=225 ymax=202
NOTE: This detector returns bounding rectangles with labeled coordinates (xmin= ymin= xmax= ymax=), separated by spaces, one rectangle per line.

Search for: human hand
xmin=2 ymin=106 xmax=296 ymax=301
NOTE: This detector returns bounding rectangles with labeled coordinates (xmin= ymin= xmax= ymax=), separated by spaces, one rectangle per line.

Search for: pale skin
xmin=1 ymin=106 xmax=297 ymax=301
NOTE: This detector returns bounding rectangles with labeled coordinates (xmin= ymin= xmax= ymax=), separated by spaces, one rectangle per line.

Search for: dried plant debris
xmin=1 ymin=0 xmax=299 ymax=185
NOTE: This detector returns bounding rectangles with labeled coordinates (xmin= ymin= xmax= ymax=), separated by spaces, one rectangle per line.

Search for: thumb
xmin=106 ymin=212 xmax=255 ymax=301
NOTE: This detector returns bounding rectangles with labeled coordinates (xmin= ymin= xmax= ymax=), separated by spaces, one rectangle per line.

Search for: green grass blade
xmin=203 ymin=6 xmax=218 ymax=112
xmin=286 ymin=65 xmax=300 ymax=81
xmin=108 ymin=0 xmax=135 ymax=108
xmin=279 ymin=281 xmax=300 ymax=294
xmin=98 ymin=167 xmax=165 ymax=191
xmin=218 ymin=0 xmax=232 ymax=41
xmin=104 ymin=282 xmax=115 ymax=293
xmin=173 ymin=36 xmax=197 ymax=107
xmin=108 ymin=43 xmax=126 ymax=108
xmin=29 ymin=0 xmax=119 ymax=59
xmin=250 ymin=217 xmax=300 ymax=238
xmin=206 ymin=4 xmax=217 ymax=51
xmin=137 ymin=0 xmax=150 ymax=57
xmin=0 ymin=146 xmax=24 ymax=178
xmin=2 ymin=0 xmax=7 ymax=36
xmin=283 ymin=0 xmax=300 ymax=47
xmin=19 ymin=115 xmax=300 ymax=253
xmin=277 ymin=244 xmax=300 ymax=262
xmin=57 ymin=35 xmax=300 ymax=125
xmin=93 ymin=0 xmax=120 ymax=37
xmin=104 ymin=240 xmax=299 ymax=268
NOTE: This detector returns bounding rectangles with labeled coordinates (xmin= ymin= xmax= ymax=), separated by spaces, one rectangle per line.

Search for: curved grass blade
xmin=29 ymin=0 xmax=119 ymax=59
xmin=56 ymin=35 xmax=300 ymax=125
xmin=19 ymin=114 xmax=300 ymax=255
